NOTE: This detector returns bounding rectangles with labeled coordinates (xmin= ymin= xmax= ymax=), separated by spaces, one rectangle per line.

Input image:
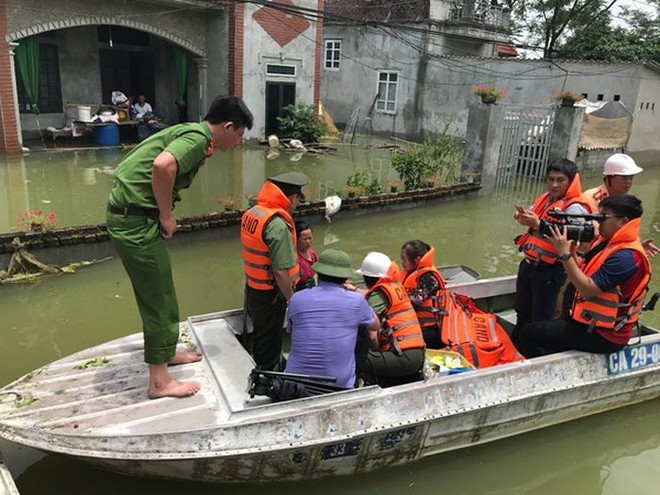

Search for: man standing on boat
xmin=285 ymin=249 xmax=380 ymax=388
xmin=515 ymin=195 xmax=651 ymax=357
xmin=512 ymin=159 xmax=591 ymax=341
xmin=241 ymin=172 xmax=309 ymax=371
xmin=106 ymin=96 xmax=253 ymax=399
xmin=583 ymin=153 xmax=659 ymax=256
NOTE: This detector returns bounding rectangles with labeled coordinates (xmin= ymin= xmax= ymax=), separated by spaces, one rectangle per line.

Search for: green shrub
xmin=277 ymin=102 xmax=326 ymax=143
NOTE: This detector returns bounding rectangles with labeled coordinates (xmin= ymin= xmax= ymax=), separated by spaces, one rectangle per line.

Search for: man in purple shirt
xmin=285 ymin=249 xmax=380 ymax=388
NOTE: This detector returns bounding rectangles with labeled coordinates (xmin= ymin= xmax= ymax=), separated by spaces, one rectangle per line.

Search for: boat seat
xmin=187 ymin=314 xmax=256 ymax=413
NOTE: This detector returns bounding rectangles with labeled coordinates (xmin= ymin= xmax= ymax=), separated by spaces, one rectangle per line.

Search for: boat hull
xmin=1 ymin=275 xmax=659 ymax=483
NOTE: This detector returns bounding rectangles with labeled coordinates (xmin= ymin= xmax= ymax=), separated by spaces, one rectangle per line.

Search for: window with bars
xmin=376 ymin=71 xmax=398 ymax=114
xmin=16 ymin=43 xmax=63 ymax=114
xmin=324 ymin=39 xmax=341 ymax=70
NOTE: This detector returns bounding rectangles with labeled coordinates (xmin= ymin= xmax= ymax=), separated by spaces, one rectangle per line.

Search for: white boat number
xmin=607 ymin=342 xmax=660 ymax=375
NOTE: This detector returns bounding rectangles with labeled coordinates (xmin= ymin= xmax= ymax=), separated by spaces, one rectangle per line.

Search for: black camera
xmin=538 ymin=210 xmax=604 ymax=244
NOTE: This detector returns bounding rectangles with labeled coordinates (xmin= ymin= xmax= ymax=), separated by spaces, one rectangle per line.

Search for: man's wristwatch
xmin=558 ymin=252 xmax=572 ymax=262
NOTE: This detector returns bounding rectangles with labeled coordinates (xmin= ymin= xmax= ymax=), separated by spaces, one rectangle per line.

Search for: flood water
xmin=1 ymin=145 xmax=659 ymax=494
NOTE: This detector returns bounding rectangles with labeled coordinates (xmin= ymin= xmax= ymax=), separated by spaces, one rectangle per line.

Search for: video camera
xmin=539 ymin=211 xmax=606 ymax=244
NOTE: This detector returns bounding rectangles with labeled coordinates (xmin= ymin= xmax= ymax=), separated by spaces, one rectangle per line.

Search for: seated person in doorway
xmin=284 ymin=249 xmax=380 ymax=388
xmin=133 ymin=94 xmax=154 ymax=120
xmin=398 ymin=240 xmax=446 ymax=349
xmin=515 ymin=195 xmax=652 ymax=358
xmin=356 ymin=252 xmax=426 ymax=387
xmin=294 ymin=220 xmax=318 ymax=291
xmin=512 ymin=159 xmax=591 ymax=341
xmin=583 ymin=153 xmax=658 ymax=256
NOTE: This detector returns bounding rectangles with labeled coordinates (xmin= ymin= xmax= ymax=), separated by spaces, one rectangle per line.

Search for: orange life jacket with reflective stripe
xmin=439 ymin=291 xmax=525 ymax=368
xmin=400 ymin=247 xmax=446 ymax=330
xmin=515 ymin=173 xmax=591 ymax=264
xmin=572 ymin=218 xmax=651 ymax=334
xmin=240 ymin=182 xmax=299 ymax=291
xmin=366 ymin=280 xmax=425 ymax=355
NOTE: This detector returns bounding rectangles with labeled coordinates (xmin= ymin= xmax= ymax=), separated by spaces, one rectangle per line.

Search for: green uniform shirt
xmin=367 ymin=289 xmax=388 ymax=317
xmin=108 ymin=122 xmax=212 ymax=209
xmin=264 ymin=216 xmax=296 ymax=270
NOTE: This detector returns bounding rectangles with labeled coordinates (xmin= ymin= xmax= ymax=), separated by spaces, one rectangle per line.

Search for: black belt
xmin=107 ymin=203 xmax=159 ymax=219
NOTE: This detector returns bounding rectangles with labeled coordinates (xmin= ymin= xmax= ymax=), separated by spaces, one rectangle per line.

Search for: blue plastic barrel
xmin=94 ymin=124 xmax=120 ymax=146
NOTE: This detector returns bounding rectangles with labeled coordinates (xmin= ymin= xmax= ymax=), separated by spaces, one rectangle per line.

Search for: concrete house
xmin=0 ymin=0 xmax=324 ymax=153
xmin=321 ymin=0 xmax=660 ymax=153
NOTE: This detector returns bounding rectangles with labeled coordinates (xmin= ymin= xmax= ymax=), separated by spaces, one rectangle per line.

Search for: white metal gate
xmin=497 ymin=105 xmax=556 ymax=184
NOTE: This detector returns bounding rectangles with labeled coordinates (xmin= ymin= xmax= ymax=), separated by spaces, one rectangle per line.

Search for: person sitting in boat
xmin=398 ymin=240 xmax=446 ymax=349
xmin=512 ymin=159 xmax=591 ymax=342
xmin=515 ymin=195 xmax=651 ymax=358
xmin=399 ymin=240 xmax=525 ymax=367
xmin=355 ymin=252 xmax=426 ymax=387
xmin=241 ymin=172 xmax=309 ymax=371
xmin=583 ymin=153 xmax=659 ymax=257
xmin=294 ymin=220 xmax=318 ymax=291
xmin=285 ymin=249 xmax=380 ymax=388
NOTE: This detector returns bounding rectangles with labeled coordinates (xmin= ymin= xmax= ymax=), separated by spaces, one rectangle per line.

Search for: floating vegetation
xmin=74 ymin=357 xmax=109 ymax=370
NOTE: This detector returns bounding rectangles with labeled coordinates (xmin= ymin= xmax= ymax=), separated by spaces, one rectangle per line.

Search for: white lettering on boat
xmin=607 ymin=343 xmax=660 ymax=375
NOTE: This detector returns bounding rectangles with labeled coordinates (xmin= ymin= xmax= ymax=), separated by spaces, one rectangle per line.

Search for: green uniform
xmin=106 ymin=123 xmax=212 ymax=364
xmin=245 ymin=216 xmax=296 ymax=371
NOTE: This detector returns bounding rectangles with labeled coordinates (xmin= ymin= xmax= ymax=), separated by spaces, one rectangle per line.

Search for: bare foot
xmin=169 ymin=350 xmax=203 ymax=365
xmin=148 ymin=379 xmax=201 ymax=399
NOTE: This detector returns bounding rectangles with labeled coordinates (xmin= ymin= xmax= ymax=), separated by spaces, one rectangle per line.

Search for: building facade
xmin=0 ymin=0 xmax=323 ymax=153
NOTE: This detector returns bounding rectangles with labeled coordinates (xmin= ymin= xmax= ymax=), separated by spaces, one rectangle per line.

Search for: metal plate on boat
xmin=607 ymin=342 xmax=660 ymax=375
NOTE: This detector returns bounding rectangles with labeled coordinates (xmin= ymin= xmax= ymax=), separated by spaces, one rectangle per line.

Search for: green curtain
xmin=15 ymin=36 xmax=40 ymax=115
xmin=174 ymin=47 xmax=188 ymax=108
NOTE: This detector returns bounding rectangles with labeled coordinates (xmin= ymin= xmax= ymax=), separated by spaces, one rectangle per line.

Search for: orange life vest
xmin=583 ymin=184 xmax=608 ymax=213
xmin=366 ymin=280 xmax=425 ymax=355
xmin=240 ymin=181 xmax=299 ymax=290
xmin=515 ymin=173 xmax=592 ymax=264
xmin=400 ymin=247 xmax=446 ymax=330
xmin=439 ymin=291 xmax=525 ymax=368
xmin=571 ymin=218 xmax=651 ymax=335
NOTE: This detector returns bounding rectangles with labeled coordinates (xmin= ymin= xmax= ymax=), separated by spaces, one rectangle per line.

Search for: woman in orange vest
xmin=512 ymin=159 xmax=591 ymax=342
xmin=515 ymin=195 xmax=651 ymax=357
xmin=399 ymin=240 xmax=446 ymax=349
xmin=357 ymin=252 xmax=425 ymax=387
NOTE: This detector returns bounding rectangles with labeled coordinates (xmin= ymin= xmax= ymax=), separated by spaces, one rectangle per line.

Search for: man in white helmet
xmin=353 ymin=252 xmax=426 ymax=387
xmin=584 ymin=153 xmax=658 ymax=256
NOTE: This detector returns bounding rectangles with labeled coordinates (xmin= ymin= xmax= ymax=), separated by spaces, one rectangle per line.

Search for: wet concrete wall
xmin=0 ymin=183 xmax=480 ymax=268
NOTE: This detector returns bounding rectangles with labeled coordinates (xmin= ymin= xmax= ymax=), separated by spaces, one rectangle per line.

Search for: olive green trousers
xmin=106 ymin=212 xmax=179 ymax=365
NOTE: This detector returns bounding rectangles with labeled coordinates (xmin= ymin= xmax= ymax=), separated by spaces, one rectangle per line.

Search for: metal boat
xmin=0 ymin=274 xmax=659 ymax=483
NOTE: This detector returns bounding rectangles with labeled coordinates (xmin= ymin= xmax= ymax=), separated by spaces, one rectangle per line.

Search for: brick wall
xmin=228 ymin=2 xmax=244 ymax=97
xmin=0 ymin=2 xmax=21 ymax=154
xmin=325 ymin=0 xmax=429 ymax=22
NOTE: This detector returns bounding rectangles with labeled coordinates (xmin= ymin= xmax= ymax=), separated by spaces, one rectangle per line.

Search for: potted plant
xmin=16 ymin=210 xmax=58 ymax=232
xmin=473 ymin=85 xmax=506 ymax=104
xmin=554 ymin=91 xmax=583 ymax=107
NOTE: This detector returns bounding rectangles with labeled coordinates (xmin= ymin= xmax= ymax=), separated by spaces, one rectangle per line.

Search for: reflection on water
xmin=0 ymin=146 xmax=659 ymax=494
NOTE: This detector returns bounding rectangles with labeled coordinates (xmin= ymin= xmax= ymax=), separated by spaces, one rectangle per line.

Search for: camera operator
xmin=515 ymin=195 xmax=651 ymax=358
xmin=511 ymin=159 xmax=592 ymax=342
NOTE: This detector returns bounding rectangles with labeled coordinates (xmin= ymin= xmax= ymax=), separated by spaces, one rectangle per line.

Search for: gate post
xmin=548 ymin=105 xmax=585 ymax=165
xmin=460 ymin=102 xmax=504 ymax=194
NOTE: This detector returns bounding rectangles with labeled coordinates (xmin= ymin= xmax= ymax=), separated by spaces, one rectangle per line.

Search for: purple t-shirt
xmin=285 ymin=281 xmax=375 ymax=388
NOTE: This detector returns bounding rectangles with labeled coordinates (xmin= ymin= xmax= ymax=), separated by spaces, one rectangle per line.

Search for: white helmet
xmin=357 ymin=252 xmax=391 ymax=278
xmin=603 ymin=153 xmax=643 ymax=176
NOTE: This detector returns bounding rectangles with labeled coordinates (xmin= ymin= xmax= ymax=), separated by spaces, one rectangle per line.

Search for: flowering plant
xmin=17 ymin=210 xmax=58 ymax=231
xmin=554 ymin=91 xmax=583 ymax=105
xmin=472 ymin=85 xmax=506 ymax=103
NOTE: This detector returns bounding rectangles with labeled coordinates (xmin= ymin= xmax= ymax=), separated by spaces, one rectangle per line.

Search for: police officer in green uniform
xmin=240 ymin=172 xmax=309 ymax=371
xmin=106 ymin=95 xmax=253 ymax=399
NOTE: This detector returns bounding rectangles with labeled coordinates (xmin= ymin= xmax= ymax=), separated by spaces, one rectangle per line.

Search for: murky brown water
xmin=1 ymin=146 xmax=659 ymax=494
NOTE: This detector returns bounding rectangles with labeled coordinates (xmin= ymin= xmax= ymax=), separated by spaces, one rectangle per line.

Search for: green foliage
xmin=344 ymin=169 xmax=385 ymax=197
xmin=390 ymin=123 xmax=464 ymax=190
xmin=276 ymin=102 xmax=327 ymax=143
xmin=365 ymin=179 xmax=384 ymax=195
